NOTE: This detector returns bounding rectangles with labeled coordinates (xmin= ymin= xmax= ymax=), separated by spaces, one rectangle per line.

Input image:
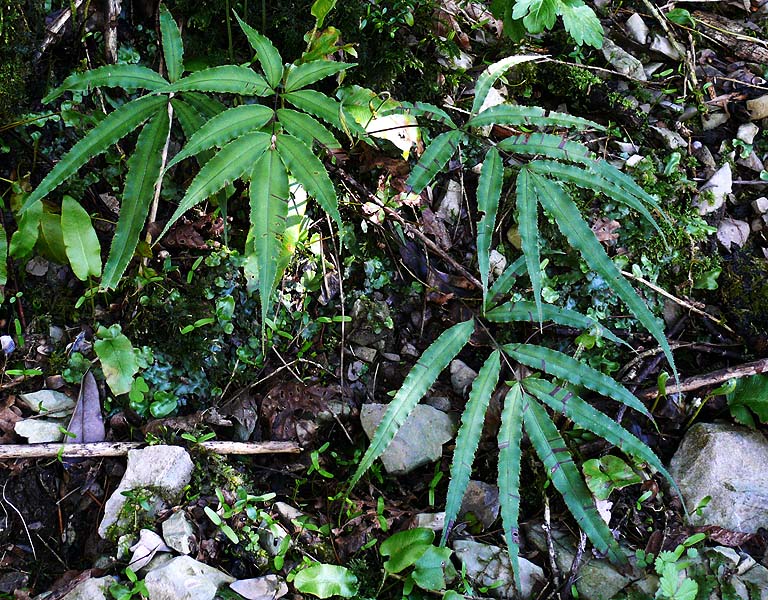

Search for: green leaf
xmin=311 ymin=0 xmax=337 ymax=28
xmin=276 ymin=133 xmax=340 ymax=225
xmin=43 ymin=65 xmax=168 ymax=102
xmin=102 ymin=107 xmax=170 ymax=289
xmin=0 ymin=225 xmax=6 ymax=300
xmin=486 ymin=301 xmax=629 ymax=348
xmin=406 ymin=129 xmax=463 ymax=195
xmin=21 ymin=94 xmax=168 ymax=213
xmin=516 ymin=167 xmax=543 ymax=324
xmin=167 ymin=103 xmax=274 ymax=168
xmin=529 ymin=170 xmax=677 ymax=383
xmin=38 ymin=212 xmax=67 ymax=264
xmin=504 ymin=343 xmax=653 ymax=420
xmin=159 ymin=4 xmax=184 ymax=83
xmin=559 ymin=1 xmax=603 ymax=48
xmin=412 ymin=546 xmax=455 ymax=591
xmin=486 ymin=255 xmax=527 ymax=310
xmin=170 ymin=98 xmax=220 ymax=170
xmin=727 ymin=374 xmax=768 ymax=426
xmin=497 ymin=133 xmax=593 ymax=164
xmin=234 ymin=11 xmax=283 ymax=88
xmin=61 ymin=195 xmax=102 ymax=280
xmin=166 ymin=66 xmax=270 ymax=95
xmin=162 ymin=132 xmax=271 ymax=238
xmin=498 ymin=384 xmax=525 ymax=593
xmin=589 ymin=159 xmax=669 ymax=224
xmin=399 ymin=101 xmax=457 ymax=128
xmin=348 ymin=319 xmax=474 ymax=492
xmin=94 ymin=324 xmax=138 ymax=396
xmin=582 ymin=455 xmax=642 ymax=500
xmin=284 ymin=60 xmax=354 ymax=92
xmin=293 ymin=564 xmax=358 ymax=599
xmin=249 ymin=148 xmax=290 ymax=326
xmin=283 ymin=89 xmax=365 ymax=136
xmin=443 ymin=351 xmax=500 ymax=545
xmin=468 ymin=105 xmax=602 ymax=130
xmin=512 ymin=0 xmax=557 ymax=33
xmin=524 ymin=377 xmax=683 ymax=505
xmin=380 ymin=528 xmax=434 ymax=573
xmin=277 ymin=108 xmax=340 ymax=149
xmin=477 ymin=148 xmax=503 ymax=308
xmin=471 ymin=55 xmax=542 ymax=116
xmin=178 ymin=91 xmax=226 ymax=119
xmin=10 ymin=200 xmax=42 ymax=258
xmin=522 ymin=393 xmax=626 ymax=565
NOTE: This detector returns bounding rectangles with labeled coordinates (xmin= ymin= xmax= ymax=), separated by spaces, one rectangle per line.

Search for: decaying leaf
xmin=66 ymin=371 xmax=105 ymax=444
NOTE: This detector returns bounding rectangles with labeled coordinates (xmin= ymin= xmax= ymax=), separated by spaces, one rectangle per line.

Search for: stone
xmin=489 ymin=249 xmax=507 ymax=280
xmin=460 ymin=480 xmax=500 ymax=531
xmin=601 ymin=39 xmax=646 ymax=80
xmin=129 ymin=529 xmax=171 ymax=571
xmin=424 ymin=396 xmax=452 ymax=412
xmin=753 ymin=197 xmax=768 ymax=214
xmin=360 ymin=404 xmax=456 ymax=474
xmin=453 ymin=540 xmax=545 ymax=599
xmin=450 ymin=359 xmax=478 ymax=397
xmin=411 ymin=512 xmax=445 ymax=531
xmin=14 ymin=418 xmax=67 ymax=443
xmin=60 ymin=576 xmax=113 ymax=600
xmin=737 ymin=123 xmax=760 ymax=145
xmin=625 ymin=13 xmax=649 ymax=45
xmin=717 ymin=218 xmax=750 ymax=250
xmin=162 ymin=511 xmax=195 ymax=555
xmin=352 ymin=345 xmax=377 ymax=363
xmin=230 ymin=575 xmax=288 ymax=600
xmin=143 ymin=555 xmax=234 ymax=600
xmin=437 ymin=180 xmax=463 ymax=225
xmin=738 ymin=151 xmax=765 ymax=173
xmin=702 ymin=111 xmax=730 ymax=131
xmin=98 ymin=446 xmax=194 ymax=538
xmin=19 ymin=389 xmax=75 ymax=416
xmin=747 ymin=94 xmax=768 ymax=121
xmin=649 ymin=34 xmax=681 ymax=59
xmin=694 ymin=163 xmax=731 ymax=215
xmin=650 ymin=126 xmax=686 ymax=150
xmin=258 ymin=521 xmax=292 ymax=556
xmin=669 ymin=422 xmax=768 ymax=532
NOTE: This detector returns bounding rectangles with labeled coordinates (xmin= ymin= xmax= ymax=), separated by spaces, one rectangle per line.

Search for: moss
xmin=0 ymin=1 xmax=44 ymax=120
xmin=719 ymin=253 xmax=768 ymax=354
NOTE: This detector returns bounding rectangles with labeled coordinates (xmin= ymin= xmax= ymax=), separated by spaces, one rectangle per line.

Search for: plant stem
xmin=145 ymin=100 xmax=174 ymax=245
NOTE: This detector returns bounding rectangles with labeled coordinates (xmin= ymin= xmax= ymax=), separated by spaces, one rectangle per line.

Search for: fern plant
xmin=348 ymin=57 xmax=682 ymax=591
xmin=20 ymin=1 xmax=361 ymax=326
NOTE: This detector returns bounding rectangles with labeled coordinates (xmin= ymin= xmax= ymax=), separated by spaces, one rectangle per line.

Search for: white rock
xmin=694 ymin=163 xmax=732 ymax=215
xmin=144 ymin=555 xmax=234 ymax=600
xmin=651 ymin=126 xmax=687 ymax=150
xmin=129 ymin=529 xmax=171 ymax=571
xmin=98 ymin=446 xmax=194 ymax=538
xmin=489 ymin=249 xmax=507 ymax=280
xmin=454 ymin=540 xmax=545 ymax=599
xmin=437 ymin=180 xmax=463 ymax=225
xmin=702 ymin=111 xmax=730 ymax=131
xmin=162 ymin=511 xmax=195 ymax=555
xmin=738 ymin=151 xmax=764 ymax=173
xmin=650 ymin=34 xmax=681 ymax=59
xmin=230 ymin=575 xmax=288 ymax=600
xmin=411 ymin=512 xmax=446 ymax=531
xmin=737 ymin=123 xmax=760 ymax=145
xmin=14 ymin=418 xmax=67 ymax=443
xmin=19 ymin=389 xmax=75 ymax=416
xmin=360 ymin=404 xmax=455 ymax=474
xmin=625 ymin=13 xmax=649 ymax=45
xmin=752 ymin=197 xmax=768 ymax=214
xmin=601 ymin=39 xmax=646 ymax=80
xmin=60 ymin=576 xmax=113 ymax=600
xmin=747 ymin=94 xmax=768 ymax=120
xmin=625 ymin=154 xmax=645 ymax=168
xmin=450 ymin=359 xmax=478 ymax=397
xmin=717 ymin=218 xmax=750 ymax=250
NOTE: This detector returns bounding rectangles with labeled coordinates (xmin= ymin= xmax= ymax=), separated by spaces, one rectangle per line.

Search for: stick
xmin=0 ymin=440 xmax=301 ymax=460
xmin=637 ymin=357 xmax=768 ymax=400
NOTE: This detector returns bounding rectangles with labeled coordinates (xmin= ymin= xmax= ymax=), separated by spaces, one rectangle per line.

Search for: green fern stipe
xmin=166 ymin=66 xmax=271 ymax=95
xmin=21 ymin=94 xmax=169 ymax=213
xmin=468 ymin=105 xmax=602 ymax=130
xmin=43 ymin=65 xmax=169 ymax=103
xmin=442 ymin=350 xmax=501 ymax=545
xmin=348 ymin=319 xmax=474 ymax=493
xmin=497 ymin=383 xmax=525 ymax=593
xmin=102 ymin=108 xmax=171 ymax=290
xmin=159 ymin=5 xmax=184 ymax=83
xmin=529 ymin=170 xmax=678 ymax=383
xmin=504 ymin=343 xmax=653 ymax=420
xmin=516 ymin=167 xmax=543 ymax=324
xmin=477 ymin=148 xmax=503 ymax=308
xmin=522 ymin=392 xmax=626 ymax=566
xmin=234 ymin=11 xmax=284 ymax=89
xmin=406 ymin=129 xmax=463 ymax=195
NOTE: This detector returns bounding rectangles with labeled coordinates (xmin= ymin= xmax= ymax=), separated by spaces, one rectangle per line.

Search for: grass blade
xmin=406 ymin=129 xmax=463 ymax=195
xmin=348 ymin=319 xmax=474 ymax=492
xmin=477 ymin=148 xmax=503 ymax=309
xmin=442 ymin=350 xmax=501 ymax=544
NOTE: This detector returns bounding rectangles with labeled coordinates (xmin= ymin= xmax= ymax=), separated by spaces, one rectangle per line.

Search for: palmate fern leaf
xmin=522 ymin=391 xmax=626 ymax=566
xmin=442 ymin=350 xmax=501 ymax=544
xmin=516 ymin=167 xmax=544 ymax=324
xmin=528 ymin=170 xmax=678 ymax=382
xmin=43 ymin=65 xmax=168 ymax=102
xmin=497 ymin=383 xmax=525 ymax=594
xmin=477 ymin=148 xmax=503 ymax=308
xmin=348 ymin=319 xmax=474 ymax=492
xmin=283 ymin=90 xmax=366 ymax=137
xmin=504 ymin=343 xmax=653 ymax=420
xmin=284 ymin=60 xmax=355 ymax=92
xmin=159 ymin=4 xmax=184 ymax=83
xmin=277 ymin=108 xmax=340 ymax=149
xmin=21 ymin=94 xmax=169 ymax=213
xmin=177 ymin=91 xmax=226 ymax=119
xmin=406 ymin=129 xmax=463 ymax=195
xmin=467 ymin=105 xmax=603 ymax=131
xmin=102 ymin=108 xmax=171 ymax=290
xmin=250 ymin=148 xmax=289 ymax=325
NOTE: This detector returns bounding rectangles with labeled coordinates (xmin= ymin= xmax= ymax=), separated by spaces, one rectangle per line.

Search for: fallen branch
xmin=0 ymin=440 xmax=301 ymax=460
xmin=637 ymin=357 xmax=768 ymax=400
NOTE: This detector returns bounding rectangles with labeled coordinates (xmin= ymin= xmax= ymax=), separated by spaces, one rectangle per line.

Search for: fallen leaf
xmin=66 ymin=371 xmax=105 ymax=444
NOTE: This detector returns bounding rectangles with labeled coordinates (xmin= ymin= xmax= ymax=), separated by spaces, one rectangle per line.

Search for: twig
xmin=543 ymin=496 xmax=562 ymax=592
xmin=2 ymin=480 xmax=36 ymax=560
xmin=145 ymin=100 xmax=174 ymax=244
xmin=637 ymin=357 xmax=768 ymax=400
xmin=34 ymin=0 xmax=87 ymax=60
xmin=564 ymin=531 xmax=587 ymax=599
xmin=0 ymin=441 xmax=301 ymax=460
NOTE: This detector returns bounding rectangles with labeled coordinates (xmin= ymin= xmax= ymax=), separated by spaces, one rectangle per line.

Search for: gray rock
xmin=649 ymin=34 xmax=681 ymax=59
xmin=601 ymin=39 xmax=646 ymax=81
xmin=129 ymin=529 xmax=171 ymax=571
xmin=450 ymin=359 xmax=478 ymax=397
xmin=258 ymin=521 xmax=292 ymax=556
xmin=99 ymin=446 xmax=194 ymax=538
xmin=669 ymin=422 xmax=768 ymax=532
xmin=162 ymin=511 xmax=195 ymax=555
xmin=650 ymin=126 xmax=687 ymax=150
xmin=360 ymin=404 xmax=456 ymax=474
xmin=352 ymin=346 xmax=377 ymax=363
xmin=60 ymin=576 xmax=113 ymax=600
xmin=143 ymin=555 xmax=234 ymax=600
xmin=702 ymin=111 xmax=730 ymax=131
xmin=14 ymin=418 xmax=68 ymax=443
xmin=752 ymin=197 xmax=768 ymax=214
xmin=624 ymin=13 xmax=649 ymax=45
xmin=694 ymin=163 xmax=731 ymax=215
xmin=737 ymin=123 xmax=760 ymax=145
xmin=460 ymin=481 xmax=500 ymax=531
xmin=424 ymin=396 xmax=452 ymax=412
xmin=748 ymin=94 xmax=768 ymax=120
xmin=717 ymin=218 xmax=750 ymax=250
xmin=19 ymin=389 xmax=75 ymax=416
xmin=453 ymin=540 xmax=545 ymax=599
xmin=229 ymin=575 xmax=288 ymax=600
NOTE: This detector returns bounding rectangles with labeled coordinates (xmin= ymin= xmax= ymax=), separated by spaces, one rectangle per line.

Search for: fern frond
xmin=406 ymin=129 xmax=463 ymax=195
xmin=516 ymin=167 xmax=543 ymax=324
xmin=497 ymin=133 xmax=593 ymax=164
xmin=348 ymin=319 xmax=474 ymax=492
xmin=468 ymin=105 xmax=603 ymax=130
xmin=277 ymin=108 xmax=340 ymax=149
xmin=442 ymin=350 xmax=501 ymax=544
xmin=234 ymin=11 xmax=284 ymax=88
xmin=477 ymin=148 xmax=503 ymax=309
xmin=43 ymin=65 xmax=168 ymax=102
xmin=159 ymin=5 xmax=184 ymax=83
xmin=284 ymin=60 xmax=355 ymax=92
xmin=471 ymin=55 xmax=541 ymax=116
xmin=486 ymin=255 xmax=526 ymax=310
xmin=283 ymin=89 xmax=366 ymax=136
xmin=399 ymin=101 xmax=456 ymax=128
xmin=167 ymin=66 xmax=271 ymax=95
